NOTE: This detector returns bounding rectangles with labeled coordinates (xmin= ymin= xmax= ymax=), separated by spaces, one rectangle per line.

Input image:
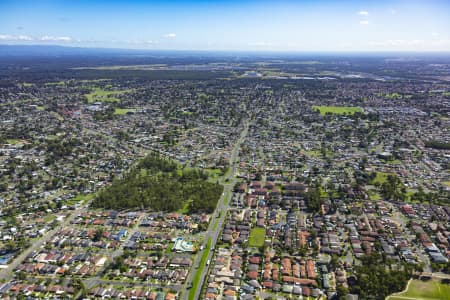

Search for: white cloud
xmin=431 ymin=39 xmax=450 ymax=46
xmin=126 ymin=39 xmax=159 ymax=46
xmin=367 ymin=39 xmax=450 ymax=50
xmin=17 ymin=35 xmax=33 ymax=41
xmin=0 ymin=34 xmax=13 ymax=40
xmin=248 ymin=41 xmax=273 ymax=47
xmin=163 ymin=33 xmax=176 ymax=39
xmin=40 ymin=35 xmax=72 ymax=42
xmin=357 ymin=11 xmax=369 ymax=16
xmin=359 ymin=20 xmax=369 ymax=25
xmin=0 ymin=34 xmax=33 ymax=41
xmin=0 ymin=34 xmax=75 ymax=43
xmin=371 ymin=38 xmax=446 ymax=48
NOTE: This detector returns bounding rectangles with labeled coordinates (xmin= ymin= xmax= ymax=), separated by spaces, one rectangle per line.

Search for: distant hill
xmin=0 ymin=44 xmax=268 ymax=58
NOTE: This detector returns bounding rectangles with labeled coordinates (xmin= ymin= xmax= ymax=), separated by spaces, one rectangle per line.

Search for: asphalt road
xmin=182 ymin=120 xmax=249 ymax=300
xmin=84 ymin=213 xmax=146 ymax=289
xmin=0 ymin=206 xmax=88 ymax=280
xmin=2 ymin=120 xmax=252 ymax=298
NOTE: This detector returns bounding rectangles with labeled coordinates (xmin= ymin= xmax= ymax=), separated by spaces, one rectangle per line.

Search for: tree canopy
xmin=350 ymin=252 xmax=415 ymax=300
xmin=91 ymin=153 xmax=223 ymax=213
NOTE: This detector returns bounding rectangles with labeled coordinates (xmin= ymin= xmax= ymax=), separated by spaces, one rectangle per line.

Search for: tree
xmin=92 ymin=228 xmax=104 ymax=242
xmin=380 ymin=174 xmax=405 ymax=201
xmin=72 ymin=278 xmax=87 ymax=298
xmin=16 ymin=271 xmax=27 ymax=281
xmin=351 ymin=253 xmax=413 ymax=300
xmin=92 ymin=153 xmax=223 ymax=213
xmin=336 ymin=284 xmax=349 ymax=299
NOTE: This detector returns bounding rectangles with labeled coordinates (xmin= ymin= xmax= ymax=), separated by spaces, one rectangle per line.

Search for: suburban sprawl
xmin=0 ymin=48 xmax=449 ymax=299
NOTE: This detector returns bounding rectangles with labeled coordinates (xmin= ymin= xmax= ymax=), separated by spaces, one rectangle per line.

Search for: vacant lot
xmin=312 ymin=105 xmax=363 ymax=115
xmin=387 ymin=279 xmax=450 ymax=300
xmin=248 ymin=228 xmax=266 ymax=247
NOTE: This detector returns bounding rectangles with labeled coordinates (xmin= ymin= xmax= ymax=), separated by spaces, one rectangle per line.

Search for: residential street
xmin=182 ymin=120 xmax=249 ymax=300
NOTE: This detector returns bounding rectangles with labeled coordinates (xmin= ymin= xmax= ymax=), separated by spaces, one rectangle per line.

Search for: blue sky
xmin=1 ymin=0 xmax=450 ymax=51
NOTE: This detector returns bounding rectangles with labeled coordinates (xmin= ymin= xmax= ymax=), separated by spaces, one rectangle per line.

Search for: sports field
xmin=312 ymin=105 xmax=363 ymax=115
xmin=248 ymin=227 xmax=266 ymax=247
xmin=387 ymin=279 xmax=450 ymax=300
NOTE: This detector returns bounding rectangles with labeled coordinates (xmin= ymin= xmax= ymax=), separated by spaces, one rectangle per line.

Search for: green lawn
xmin=44 ymin=214 xmax=56 ymax=223
xmin=370 ymin=172 xmax=393 ymax=185
xmin=305 ymin=150 xmax=322 ymax=157
xmin=387 ymin=279 xmax=450 ymax=300
xmin=165 ymin=242 xmax=174 ymax=254
xmin=213 ymin=218 xmax=219 ymax=231
xmin=223 ymin=190 xmax=231 ymax=206
xmin=45 ymin=81 xmax=66 ymax=86
xmin=381 ymin=92 xmax=403 ymax=100
xmin=67 ymin=193 xmax=95 ymax=205
xmin=368 ymin=190 xmax=382 ymax=201
xmin=388 ymin=159 xmax=402 ymax=165
xmin=207 ymin=168 xmax=224 ymax=176
xmin=188 ymin=238 xmax=212 ymax=300
xmin=114 ymin=108 xmax=137 ymax=115
xmin=85 ymin=88 xmax=131 ymax=103
xmin=312 ymin=105 xmax=363 ymax=115
xmin=405 ymin=189 xmax=419 ymax=202
xmin=248 ymin=227 xmax=266 ymax=248
xmin=206 ymin=168 xmax=224 ymax=183
xmin=176 ymin=201 xmax=191 ymax=214
xmin=6 ymin=139 xmax=20 ymax=145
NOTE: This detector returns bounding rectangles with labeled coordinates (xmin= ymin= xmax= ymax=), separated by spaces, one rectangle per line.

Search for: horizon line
xmin=1 ymin=44 xmax=450 ymax=56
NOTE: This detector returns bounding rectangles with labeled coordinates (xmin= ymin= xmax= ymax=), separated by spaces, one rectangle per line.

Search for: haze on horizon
xmin=1 ymin=0 xmax=450 ymax=52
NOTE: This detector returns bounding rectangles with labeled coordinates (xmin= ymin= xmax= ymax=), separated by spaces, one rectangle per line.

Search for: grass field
xmin=114 ymin=108 xmax=137 ymax=115
xmin=85 ymin=88 xmax=131 ymax=103
xmin=405 ymin=189 xmax=419 ymax=202
xmin=387 ymin=279 xmax=450 ymax=300
xmin=223 ymin=190 xmax=231 ymax=206
xmin=312 ymin=105 xmax=363 ymax=115
xmin=67 ymin=193 xmax=95 ymax=205
xmin=370 ymin=172 xmax=393 ymax=185
xmin=368 ymin=190 xmax=382 ymax=201
xmin=380 ymin=92 xmax=403 ymax=99
xmin=305 ymin=150 xmax=322 ymax=157
xmin=44 ymin=214 xmax=56 ymax=223
xmin=248 ymin=227 xmax=266 ymax=247
xmin=6 ymin=139 xmax=21 ymax=145
xmin=205 ymin=168 xmax=224 ymax=183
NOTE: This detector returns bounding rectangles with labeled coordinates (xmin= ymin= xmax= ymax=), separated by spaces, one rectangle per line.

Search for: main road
xmin=182 ymin=119 xmax=249 ymax=300
xmin=0 ymin=205 xmax=89 ymax=280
